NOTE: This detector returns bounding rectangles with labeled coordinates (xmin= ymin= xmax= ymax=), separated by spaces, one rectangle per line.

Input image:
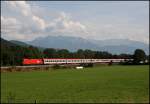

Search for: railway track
xmin=0 ymin=64 xmax=81 ymax=72
xmin=1 ymin=65 xmax=53 ymax=69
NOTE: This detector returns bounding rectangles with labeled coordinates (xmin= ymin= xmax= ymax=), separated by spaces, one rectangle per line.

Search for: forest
xmin=1 ymin=38 xmax=149 ymax=66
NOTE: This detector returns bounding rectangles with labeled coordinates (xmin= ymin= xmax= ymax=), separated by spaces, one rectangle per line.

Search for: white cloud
xmin=32 ymin=15 xmax=46 ymax=30
xmin=1 ymin=16 xmax=26 ymax=40
xmin=6 ymin=1 xmax=31 ymax=16
xmin=2 ymin=1 xmax=88 ymax=41
xmin=5 ymin=1 xmax=46 ymax=30
xmin=1 ymin=16 xmax=18 ymax=25
xmin=4 ymin=1 xmax=87 ymax=35
xmin=46 ymin=12 xmax=88 ymax=35
xmin=1 ymin=16 xmax=20 ymax=33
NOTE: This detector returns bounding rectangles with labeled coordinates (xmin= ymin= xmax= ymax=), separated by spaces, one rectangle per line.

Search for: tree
xmin=57 ymin=49 xmax=70 ymax=58
xmin=43 ymin=48 xmax=57 ymax=58
xmin=84 ymin=49 xmax=95 ymax=59
xmin=133 ymin=49 xmax=146 ymax=64
xmin=76 ymin=49 xmax=85 ymax=58
xmin=119 ymin=54 xmax=133 ymax=59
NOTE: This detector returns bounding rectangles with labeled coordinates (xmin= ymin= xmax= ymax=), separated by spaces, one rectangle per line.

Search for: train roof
xmin=43 ymin=58 xmax=131 ymax=60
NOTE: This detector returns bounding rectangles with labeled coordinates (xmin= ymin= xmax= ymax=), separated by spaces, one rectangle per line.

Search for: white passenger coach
xmin=43 ymin=58 xmax=133 ymax=64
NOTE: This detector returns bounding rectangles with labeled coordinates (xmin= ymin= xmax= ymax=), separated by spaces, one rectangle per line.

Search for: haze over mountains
xmin=25 ymin=36 xmax=149 ymax=54
xmin=1 ymin=35 xmax=149 ymax=55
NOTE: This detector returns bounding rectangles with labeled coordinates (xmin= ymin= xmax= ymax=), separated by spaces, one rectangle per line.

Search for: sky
xmin=1 ymin=1 xmax=149 ymax=44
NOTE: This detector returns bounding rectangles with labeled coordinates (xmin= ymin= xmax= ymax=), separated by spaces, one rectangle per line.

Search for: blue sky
xmin=1 ymin=1 xmax=149 ymax=44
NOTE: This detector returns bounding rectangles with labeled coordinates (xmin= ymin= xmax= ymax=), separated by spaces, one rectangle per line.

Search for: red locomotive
xmin=23 ymin=59 xmax=43 ymax=65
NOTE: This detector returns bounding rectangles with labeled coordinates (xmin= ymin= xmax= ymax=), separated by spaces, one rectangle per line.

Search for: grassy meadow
xmin=1 ymin=65 xmax=149 ymax=103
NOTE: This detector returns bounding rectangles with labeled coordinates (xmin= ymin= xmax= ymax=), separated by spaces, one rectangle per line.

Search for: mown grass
xmin=1 ymin=65 xmax=149 ymax=103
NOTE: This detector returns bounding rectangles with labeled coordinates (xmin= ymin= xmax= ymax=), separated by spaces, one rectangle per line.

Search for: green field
xmin=1 ymin=65 xmax=149 ymax=103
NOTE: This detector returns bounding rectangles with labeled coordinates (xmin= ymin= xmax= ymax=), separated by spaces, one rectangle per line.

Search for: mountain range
xmin=1 ymin=36 xmax=149 ymax=55
xmin=25 ymin=36 xmax=149 ymax=55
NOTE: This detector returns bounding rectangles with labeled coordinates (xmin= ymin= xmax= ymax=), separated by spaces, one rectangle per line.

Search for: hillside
xmin=10 ymin=40 xmax=30 ymax=47
xmin=1 ymin=38 xmax=44 ymax=66
xmin=1 ymin=38 xmax=18 ymax=47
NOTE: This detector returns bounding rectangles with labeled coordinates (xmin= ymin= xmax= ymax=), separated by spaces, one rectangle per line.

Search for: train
xmin=23 ymin=58 xmax=133 ymax=65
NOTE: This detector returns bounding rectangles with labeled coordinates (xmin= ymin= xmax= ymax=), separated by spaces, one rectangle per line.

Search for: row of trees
xmin=1 ymin=44 xmax=149 ymax=66
xmin=43 ymin=48 xmax=133 ymax=59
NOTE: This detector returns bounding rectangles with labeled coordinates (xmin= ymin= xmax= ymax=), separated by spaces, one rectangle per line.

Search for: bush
xmin=80 ymin=63 xmax=93 ymax=67
xmin=52 ymin=64 xmax=61 ymax=69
